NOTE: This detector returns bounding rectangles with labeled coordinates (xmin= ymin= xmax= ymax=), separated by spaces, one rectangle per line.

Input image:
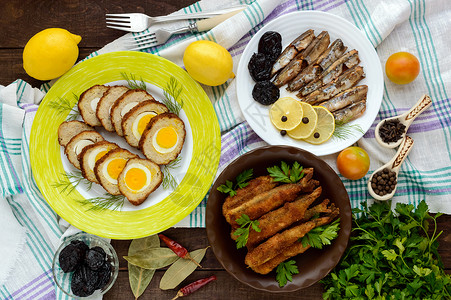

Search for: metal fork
xmin=106 ymin=5 xmax=247 ymax=32
xmin=129 ymin=10 xmax=243 ymax=50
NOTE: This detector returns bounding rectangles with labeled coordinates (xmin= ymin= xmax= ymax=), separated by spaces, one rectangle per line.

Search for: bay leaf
xmin=159 ymin=247 xmax=209 ymax=290
xmin=128 ymin=235 xmax=160 ymax=299
xmin=125 ymin=248 xmax=178 ymax=269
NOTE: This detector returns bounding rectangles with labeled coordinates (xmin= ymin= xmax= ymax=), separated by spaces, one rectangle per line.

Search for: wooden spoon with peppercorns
xmin=368 ymin=136 xmax=414 ymax=201
xmin=374 ymin=94 xmax=431 ymax=149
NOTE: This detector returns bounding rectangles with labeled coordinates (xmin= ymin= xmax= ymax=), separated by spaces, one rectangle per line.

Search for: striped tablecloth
xmin=1 ymin=0 xmax=450 ymax=298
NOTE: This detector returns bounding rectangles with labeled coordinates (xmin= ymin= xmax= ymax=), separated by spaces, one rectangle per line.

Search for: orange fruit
xmin=336 ymin=146 xmax=370 ymax=180
xmin=385 ymin=52 xmax=420 ymax=84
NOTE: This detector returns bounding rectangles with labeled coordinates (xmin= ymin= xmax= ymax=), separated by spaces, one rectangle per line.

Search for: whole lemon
xmin=183 ymin=40 xmax=234 ymax=86
xmin=23 ymin=28 xmax=81 ymax=81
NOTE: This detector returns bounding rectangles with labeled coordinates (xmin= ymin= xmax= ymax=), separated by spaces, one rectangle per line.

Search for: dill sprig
xmin=121 ymin=72 xmax=147 ymax=90
xmin=333 ymin=121 xmax=364 ymax=140
xmin=162 ymin=76 xmax=184 ymax=115
xmin=161 ymin=156 xmax=182 ymax=190
xmin=78 ymin=194 xmax=125 ymax=212
xmin=48 ymin=94 xmax=80 ymax=121
xmin=52 ymin=171 xmax=92 ymax=195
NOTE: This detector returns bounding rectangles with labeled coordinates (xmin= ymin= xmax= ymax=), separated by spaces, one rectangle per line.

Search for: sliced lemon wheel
xmin=269 ymin=97 xmax=303 ymax=131
xmin=287 ymin=102 xmax=318 ymax=139
xmin=303 ymin=106 xmax=335 ymax=145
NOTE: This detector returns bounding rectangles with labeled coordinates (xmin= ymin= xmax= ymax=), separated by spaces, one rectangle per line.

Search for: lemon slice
xmin=269 ymin=97 xmax=303 ymax=131
xmin=287 ymin=102 xmax=318 ymax=139
xmin=302 ymin=106 xmax=335 ymax=144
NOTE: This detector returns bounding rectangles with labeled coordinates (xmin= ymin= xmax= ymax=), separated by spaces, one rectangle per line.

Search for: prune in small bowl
xmin=52 ymin=232 xmax=119 ymax=298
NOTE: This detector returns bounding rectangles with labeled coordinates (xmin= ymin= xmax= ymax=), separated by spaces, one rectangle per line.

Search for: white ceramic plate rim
xmin=236 ymin=10 xmax=384 ymax=156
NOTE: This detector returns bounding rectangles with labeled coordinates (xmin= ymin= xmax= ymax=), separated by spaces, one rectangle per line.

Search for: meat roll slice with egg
xmin=79 ymin=141 xmax=119 ymax=183
xmin=58 ymin=120 xmax=93 ymax=147
xmin=78 ymin=85 xmax=110 ymax=127
xmin=94 ymin=148 xmax=138 ymax=195
xmin=110 ymin=89 xmax=155 ymax=136
xmin=96 ymin=85 xmax=130 ymax=132
xmin=118 ymin=158 xmax=163 ymax=206
xmin=64 ymin=130 xmax=104 ymax=169
xmin=122 ymin=100 xmax=169 ymax=148
xmin=139 ymin=112 xmax=186 ymax=165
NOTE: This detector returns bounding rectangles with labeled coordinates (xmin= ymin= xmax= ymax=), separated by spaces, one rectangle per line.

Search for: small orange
xmin=336 ymin=146 xmax=370 ymax=180
xmin=385 ymin=52 xmax=420 ymax=84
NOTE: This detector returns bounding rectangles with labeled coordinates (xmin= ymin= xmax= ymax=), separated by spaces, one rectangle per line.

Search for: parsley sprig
xmin=322 ymin=200 xmax=451 ymax=299
xmin=276 ymin=260 xmax=299 ymax=287
xmin=217 ymin=169 xmax=253 ymax=197
xmin=301 ymin=218 xmax=340 ymax=249
xmin=233 ymin=214 xmax=261 ymax=249
xmin=267 ymin=161 xmax=304 ymax=183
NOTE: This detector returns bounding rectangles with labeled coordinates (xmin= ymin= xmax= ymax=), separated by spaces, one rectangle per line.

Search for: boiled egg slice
xmin=102 ymin=157 xmax=128 ymax=184
xmin=151 ymin=126 xmax=179 ymax=154
xmin=132 ymin=111 xmax=157 ymax=140
xmin=122 ymin=163 xmax=153 ymax=192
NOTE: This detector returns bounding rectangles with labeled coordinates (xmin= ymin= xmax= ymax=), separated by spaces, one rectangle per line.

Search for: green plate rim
xmin=30 ymin=51 xmax=221 ymax=239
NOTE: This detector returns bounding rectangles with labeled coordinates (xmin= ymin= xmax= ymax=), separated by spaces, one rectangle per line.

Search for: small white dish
xmin=368 ymin=136 xmax=414 ymax=201
xmin=375 ymin=94 xmax=431 ymax=148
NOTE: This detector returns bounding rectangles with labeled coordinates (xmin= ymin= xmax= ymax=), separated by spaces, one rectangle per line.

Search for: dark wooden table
xmin=1 ymin=1 xmax=450 ymax=299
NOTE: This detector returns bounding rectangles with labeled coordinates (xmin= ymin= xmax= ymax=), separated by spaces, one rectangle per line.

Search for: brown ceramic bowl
xmin=206 ymin=145 xmax=351 ymax=292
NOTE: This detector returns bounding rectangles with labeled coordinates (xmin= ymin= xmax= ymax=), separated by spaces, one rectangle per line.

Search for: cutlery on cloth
xmin=130 ymin=10 xmax=242 ymax=50
xmin=374 ymin=94 xmax=432 ymax=149
xmin=106 ymin=5 xmax=247 ymax=32
xmin=367 ymin=136 xmax=414 ymax=201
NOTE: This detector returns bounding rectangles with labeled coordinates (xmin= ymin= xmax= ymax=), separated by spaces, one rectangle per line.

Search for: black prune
xmin=95 ymin=262 xmax=112 ymax=290
xmin=248 ymin=52 xmax=273 ymax=81
xmin=91 ymin=246 xmax=106 ymax=258
xmin=252 ymin=80 xmax=280 ymax=105
xmin=71 ymin=264 xmax=98 ymax=297
xmin=85 ymin=248 xmax=106 ymax=271
xmin=258 ymin=31 xmax=282 ymax=61
xmin=59 ymin=241 xmax=88 ymax=273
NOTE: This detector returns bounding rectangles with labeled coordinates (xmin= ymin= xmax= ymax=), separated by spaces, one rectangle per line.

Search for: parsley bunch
xmin=322 ymin=200 xmax=451 ymax=299
xmin=217 ymin=169 xmax=253 ymax=197
xmin=233 ymin=214 xmax=261 ymax=249
xmin=301 ymin=218 xmax=340 ymax=249
xmin=276 ymin=260 xmax=299 ymax=287
xmin=267 ymin=161 xmax=304 ymax=183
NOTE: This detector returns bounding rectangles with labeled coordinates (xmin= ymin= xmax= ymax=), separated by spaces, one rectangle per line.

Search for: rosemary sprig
xmin=333 ymin=121 xmax=364 ymax=140
xmin=161 ymin=156 xmax=182 ymax=190
xmin=48 ymin=94 xmax=80 ymax=121
xmin=121 ymin=72 xmax=147 ymax=90
xmin=162 ymin=76 xmax=184 ymax=115
xmin=78 ymin=194 xmax=126 ymax=212
xmin=52 ymin=171 xmax=92 ymax=195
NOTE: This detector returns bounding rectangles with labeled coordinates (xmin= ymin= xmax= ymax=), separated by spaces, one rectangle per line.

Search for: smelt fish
xmin=333 ymin=99 xmax=367 ymax=124
xmin=273 ymin=52 xmax=306 ymax=87
xmin=299 ymin=65 xmax=365 ymax=105
xmin=300 ymin=50 xmax=360 ymax=97
xmin=271 ymin=29 xmax=315 ymax=77
xmin=317 ymin=39 xmax=347 ymax=71
xmin=287 ymin=64 xmax=322 ymax=91
xmin=319 ymin=85 xmax=368 ymax=112
xmin=302 ymin=31 xmax=330 ymax=65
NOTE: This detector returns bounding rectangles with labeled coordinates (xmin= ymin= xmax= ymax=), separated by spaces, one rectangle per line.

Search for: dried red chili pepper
xmin=171 ymin=275 xmax=217 ymax=300
xmin=158 ymin=234 xmax=202 ymax=267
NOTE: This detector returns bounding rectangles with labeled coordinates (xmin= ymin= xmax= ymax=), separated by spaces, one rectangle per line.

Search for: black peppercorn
xmin=370 ymin=169 xmax=398 ymax=196
xmin=280 ymin=130 xmax=287 ymax=136
xmin=302 ymin=117 xmax=309 ymax=124
xmin=313 ymin=132 xmax=320 ymax=138
xmin=281 ymin=116 xmax=288 ymax=122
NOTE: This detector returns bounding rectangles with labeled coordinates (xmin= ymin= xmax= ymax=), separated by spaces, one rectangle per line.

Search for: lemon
xmin=183 ymin=40 xmax=234 ymax=86
xmin=23 ymin=28 xmax=81 ymax=81
xmin=269 ymin=97 xmax=303 ymax=131
xmin=302 ymin=106 xmax=335 ymax=145
xmin=287 ymin=102 xmax=318 ymax=139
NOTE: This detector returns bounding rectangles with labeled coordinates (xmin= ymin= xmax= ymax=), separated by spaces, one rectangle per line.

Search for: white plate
xmin=236 ymin=11 xmax=383 ymax=156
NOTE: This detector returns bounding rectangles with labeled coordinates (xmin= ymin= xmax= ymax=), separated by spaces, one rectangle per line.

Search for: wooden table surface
xmin=1 ymin=1 xmax=450 ymax=299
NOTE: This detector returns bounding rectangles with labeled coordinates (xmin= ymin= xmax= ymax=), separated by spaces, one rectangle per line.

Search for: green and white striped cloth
xmin=1 ymin=0 xmax=450 ymax=299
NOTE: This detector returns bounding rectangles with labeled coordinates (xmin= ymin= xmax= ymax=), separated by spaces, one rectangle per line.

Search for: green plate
xmin=30 ymin=51 xmax=221 ymax=239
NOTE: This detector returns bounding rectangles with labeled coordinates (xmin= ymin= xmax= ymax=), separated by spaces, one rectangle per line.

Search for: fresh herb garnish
xmin=276 ymin=260 xmax=299 ymax=287
xmin=322 ymin=200 xmax=451 ymax=299
xmin=217 ymin=169 xmax=253 ymax=197
xmin=333 ymin=121 xmax=364 ymax=140
xmin=233 ymin=214 xmax=261 ymax=249
xmin=162 ymin=76 xmax=184 ymax=115
xmin=121 ymin=72 xmax=147 ymax=90
xmin=52 ymin=171 xmax=92 ymax=195
xmin=267 ymin=161 xmax=304 ymax=183
xmin=48 ymin=94 xmax=80 ymax=121
xmin=301 ymin=218 xmax=340 ymax=249
xmin=161 ymin=156 xmax=182 ymax=190
xmin=79 ymin=194 xmax=126 ymax=212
